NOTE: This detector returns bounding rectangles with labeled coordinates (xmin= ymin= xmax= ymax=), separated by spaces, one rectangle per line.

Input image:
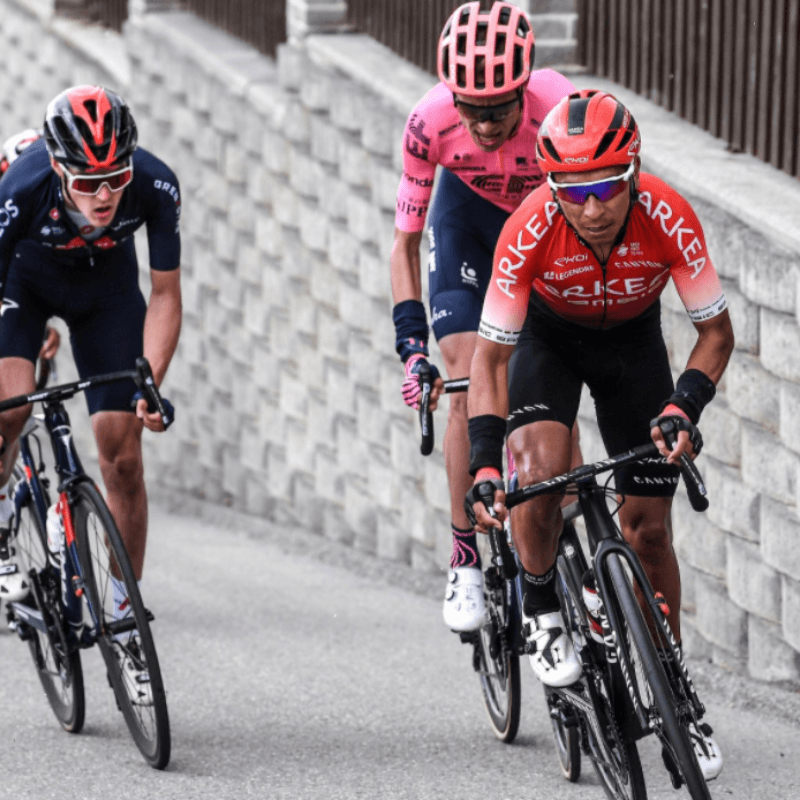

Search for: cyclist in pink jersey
xmin=391 ymin=1 xmax=576 ymax=634
xmin=466 ymin=90 xmax=733 ymax=781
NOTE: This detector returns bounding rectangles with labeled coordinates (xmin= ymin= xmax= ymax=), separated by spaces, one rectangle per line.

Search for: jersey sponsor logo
xmin=688 ymin=294 xmax=727 ymax=322
xmin=154 ymin=180 xmax=181 ymax=212
xmin=613 ymin=259 xmax=666 ymax=270
xmin=543 ymin=273 xmax=669 ymax=305
xmin=478 ymin=318 xmax=519 ymax=345
xmin=431 ymin=306 xmax=451 ymax=324
xmin=396 ymin=198 xmax=427 ymax=218
xmin=616 ymin=242 xmax=642 ymax=256
xmin=39 ymin=225 xmax=66 ymax=236
xmin=56 ymin=236 xmax=88 ymax=251
xmin=471 ymin=174 xmax=505 ymax=192
xmin=94 ymin=236 xmax=117 ymax=250
xmin=555 ymin=253 xmax=589 ymax=268
xmin=408 ymin=114 xmax=431 ymax=146
xmin=0 ymin=198 xmax=20 ymax=227
xmin=49 ymin=208 xmax=60 ymax=220
xmin=496 ymin=201 xmax=560 ymax=298
xmin=402 ymin=172 xmax=433 ymax=188
xmin=460 ymin=263 xmax=479 ymax=287
xmin=638 ymin=191 xmax=707 ymax=278
xmin=112 ymin=217 xmax=141 ymax=230
xmin=0 ymin=298 xmax=19 ymax=317
xmin=544 ymin=264 xmax=595 ymax=281
xmin=507 ymin=174 xmax=543 ymax=194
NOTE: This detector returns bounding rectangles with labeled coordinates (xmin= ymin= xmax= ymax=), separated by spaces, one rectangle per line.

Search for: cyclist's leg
xmin=505 ymin=323 xmax=583 ymax=686
xmin=428 ymin=171 xmax=509 ymax=631
xmin=67 ymin=267 xmax=148 ymax=579
xmin=91 ymin=413 xmax=146 ymax=578
xmin=0 ymin=275 xmax=50 ymax=597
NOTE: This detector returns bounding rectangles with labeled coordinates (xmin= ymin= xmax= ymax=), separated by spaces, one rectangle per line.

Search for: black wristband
xmin=659 ymin=368 xmax=716 ymax=425
xmin=393 ymin=300 xmax=429 ymax=361
xmin=468 ymin=414 xmax=507 ymax=476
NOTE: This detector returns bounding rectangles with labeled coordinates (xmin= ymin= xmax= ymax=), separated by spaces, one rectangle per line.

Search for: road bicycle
xmin=418 ymin=370 xmax=715 ymax=799
xmin=3 ymin=357 xmax=172 ymax=769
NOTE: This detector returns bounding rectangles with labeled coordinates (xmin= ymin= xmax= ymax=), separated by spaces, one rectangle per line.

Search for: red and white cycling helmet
xmin=536 ymin=89 xmax=641 ymax=174
xmin=43 ymin=85 xmax=137 ymax=171
xmin=437 ymin=1 xmax=535 ymax=97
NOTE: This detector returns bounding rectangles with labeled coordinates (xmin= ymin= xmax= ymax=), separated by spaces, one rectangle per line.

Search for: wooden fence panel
xmin=579 ymin=0 xmax=800 ymax=177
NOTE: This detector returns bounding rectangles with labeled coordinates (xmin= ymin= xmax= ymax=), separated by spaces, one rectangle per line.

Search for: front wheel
xmin=72 ymin=481 xmax=170 ymax=769
xmin=609 ymin=555 xmax=711 ymax=800
xmin=11 ymin=466 xmax=85 ymax=733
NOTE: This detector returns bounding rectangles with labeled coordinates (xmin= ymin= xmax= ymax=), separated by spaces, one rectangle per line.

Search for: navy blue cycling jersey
xmin=0 ymin=138 xmax=180 ymax=293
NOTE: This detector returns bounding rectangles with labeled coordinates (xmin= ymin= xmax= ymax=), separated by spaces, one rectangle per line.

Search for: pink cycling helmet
xmin=437 ymin=1 xmax=535 ymax=97
xmin=536 ymin=90 xmax=641 ymax=174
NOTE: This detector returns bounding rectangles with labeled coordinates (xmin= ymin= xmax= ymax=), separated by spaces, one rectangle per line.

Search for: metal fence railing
xmin=181 ymin=1 xmax=286 ymax=59
xmin=54 ymin=0 xmax=128 ymax=31
xmin=577 ymin=0 xmax=800 ymax=178
xmin=347 ymin=0 xmax=492 ymax=78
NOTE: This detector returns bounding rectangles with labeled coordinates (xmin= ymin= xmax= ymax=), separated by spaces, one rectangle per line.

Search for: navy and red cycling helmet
xmin=43 ymin=85 xmax=138 ymax=171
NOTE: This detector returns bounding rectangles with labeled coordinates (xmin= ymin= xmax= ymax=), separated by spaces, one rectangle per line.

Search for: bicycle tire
xmin=475 ymin=532 xmax=521 ymax=742
xmin=72 ymin=481 xmax=171 ymax=769
xmin=556 ymin=530 xmax=645 ymax=799
xmin=11 ymin=466 xmax=85 ymax=733
xmin=607 ymin=554 xmax=711 ymax=800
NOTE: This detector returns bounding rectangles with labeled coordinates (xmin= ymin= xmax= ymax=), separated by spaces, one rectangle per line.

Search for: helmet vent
xmin=498 ymin=6 xmax=511 ymax=25
xmin=495 ymin=32 xmax=506 ymax=55
xmin=540 ymin=137 xmax=562 ymax=163
xmin=83 ymin=99 xmax=98 ymax=122
xmin=476 ymin=21 xmax=488 ymax=47
xmin=593 ymin=131 xmax=616 ymax=159
xmin=457 ymin=32 xmax=468 ymax=56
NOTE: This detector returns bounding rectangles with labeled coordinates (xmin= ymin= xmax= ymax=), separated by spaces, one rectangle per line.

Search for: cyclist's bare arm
xmin=390 ymin=228 xmax=423 ymax=303
xmin=390 ymin=228 xmax=445 ymax=408
xmin=139 ymin=268 xmax=181 ymax=432
xmin=467 ymin=336 xmax=513 ymax=531
xmin=652 ymin=308 xmax=734 ymax=462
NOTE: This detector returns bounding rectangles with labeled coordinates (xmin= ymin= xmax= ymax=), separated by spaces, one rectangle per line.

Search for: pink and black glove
xmin=401 ymin=353 xmax=440 ymax=410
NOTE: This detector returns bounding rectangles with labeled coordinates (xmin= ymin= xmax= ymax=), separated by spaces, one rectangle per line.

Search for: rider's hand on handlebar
xmin=650 ymin=406 xmax=703 ymax=464
xmin=465 ymin=468 xmax=507 ymax=533
xmin=401 ymin=353 xmax=443 ymax=410
xmin=132 ymin=391 xmax=174 ymax=433
xmin=38 ymin=326 xmax=61 ymax=360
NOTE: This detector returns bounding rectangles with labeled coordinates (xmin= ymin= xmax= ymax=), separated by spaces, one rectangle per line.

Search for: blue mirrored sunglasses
xmin=548 ymin=162 xmax=636 ymax=205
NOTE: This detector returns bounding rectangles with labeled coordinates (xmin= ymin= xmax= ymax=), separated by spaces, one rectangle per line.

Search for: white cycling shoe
xmin=522 ymin=609 xmax=583 ymax=687
xmin=443 ymin=567 xmax=487 ymax=632
xmin=0 ymin=519 xmax=29 ymax=603
xmin=689 ymin=721 xmax=723 ymax=781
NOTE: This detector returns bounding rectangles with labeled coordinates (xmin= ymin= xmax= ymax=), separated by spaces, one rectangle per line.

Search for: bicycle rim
xmin=555 ymin=538 xmax=643 ymax=799
xmin=475 ymin=534 xmax=521 ymax=742
xmin=11 ymin=466 xmax=85 ymax=733
xmin=73 ymin=481 xmax=171 ymax=769
xmin=608 ymin=555 xmax=711 ymax=800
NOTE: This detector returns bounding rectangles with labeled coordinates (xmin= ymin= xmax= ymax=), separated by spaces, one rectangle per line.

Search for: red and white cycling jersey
xmin=479 ymin=173 xmax=727 ymax=342
xmin=395 ymin=70 xmax=575 ymax=232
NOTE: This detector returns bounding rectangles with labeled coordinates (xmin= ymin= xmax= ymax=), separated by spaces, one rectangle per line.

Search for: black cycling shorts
xmin=0 ymin=239 xmax=146 ymax=415
xmin=507 ymin=298 xmax=680 ymax=497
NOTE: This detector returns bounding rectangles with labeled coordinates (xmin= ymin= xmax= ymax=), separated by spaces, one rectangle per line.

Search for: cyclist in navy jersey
xmin=0 ymin=85 xmax=181 ymax=663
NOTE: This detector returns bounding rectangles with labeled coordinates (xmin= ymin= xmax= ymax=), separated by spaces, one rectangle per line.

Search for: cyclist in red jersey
xmin=466 ymin=90 xmax=733 ymax=781
xmin=391 ymin=1 xmax=578 ymax=634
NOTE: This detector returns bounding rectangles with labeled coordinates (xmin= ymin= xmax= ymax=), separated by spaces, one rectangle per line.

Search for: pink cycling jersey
xmin=395 ymin=70 xmax=575 ymax=232
xmin=479 ymin=173 xmax=727 ymax=341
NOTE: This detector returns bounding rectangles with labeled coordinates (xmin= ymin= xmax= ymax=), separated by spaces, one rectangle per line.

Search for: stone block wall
xmin=1 ymin=0 xmax=799 ymax=683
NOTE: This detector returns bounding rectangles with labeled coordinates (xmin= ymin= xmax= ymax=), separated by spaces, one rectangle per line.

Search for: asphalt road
xmin=1 ymin=500 xmax=799 ymax=799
